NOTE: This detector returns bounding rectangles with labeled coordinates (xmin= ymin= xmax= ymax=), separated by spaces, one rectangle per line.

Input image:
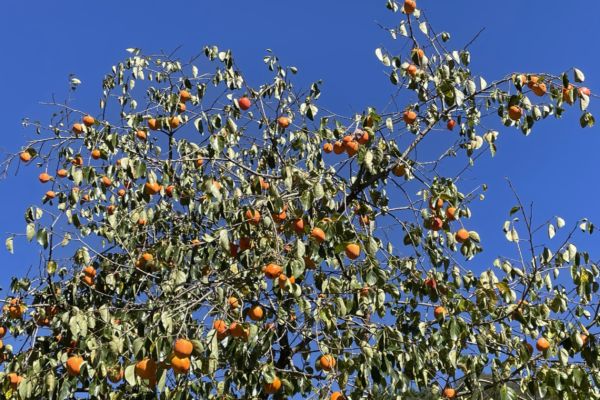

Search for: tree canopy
xmin=1 ymin=1 xmax=598 ymax=399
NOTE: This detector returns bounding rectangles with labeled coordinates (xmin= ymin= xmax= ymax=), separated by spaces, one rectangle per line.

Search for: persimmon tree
xmin=1 ymin=1 xmax=598 ymax=399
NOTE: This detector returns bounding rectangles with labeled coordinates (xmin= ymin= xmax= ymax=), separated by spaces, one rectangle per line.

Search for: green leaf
xmin=125 ymin=364 xmax=137 ymax=386
xmin=219 ymin=230 xmax=230 ymax=252
xmin=47 ymin=261 xmax=57 ymax=274
xmin=548 ymin=224 xmax=555 ymax=239
xmin=5 ymin=237 xmax=13 ymax=254
xmin=313 ymin=182 xmax=324 ymax=201
xmin=574 ymin=68 xmax=585 ymax=83
xmin=26 ymin=223 xmax=35 ymax=241
xmin=499 ymin=385 xmax=516 ymax=400
xmin=36 ymin=228 xmax=49 ymax=249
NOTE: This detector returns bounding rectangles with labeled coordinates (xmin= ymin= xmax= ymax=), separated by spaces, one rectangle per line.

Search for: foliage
xmin=1 ymin=1 xmax=598 ymax=399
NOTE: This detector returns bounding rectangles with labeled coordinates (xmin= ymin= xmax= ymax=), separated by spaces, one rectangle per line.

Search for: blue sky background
xmin=0 ymin=0 xmax=599 ymax=392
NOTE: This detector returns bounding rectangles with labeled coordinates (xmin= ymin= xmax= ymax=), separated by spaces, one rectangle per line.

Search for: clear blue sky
xmin=0 ymin=0 xmax=599 ymax=322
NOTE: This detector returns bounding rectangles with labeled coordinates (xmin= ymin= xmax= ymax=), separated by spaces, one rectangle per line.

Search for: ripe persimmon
xmin=57 ymin=169 xmax=68 ymax=178
xmin=434 ymin=306 xmax=447 ymax=319
xmin=66 ymin=355 xmax=84 ymax=376
xmin=455 ymin=228 xmax=469 ymax=243
xmin=148 ymin=118 xmax=160 ymax=131
xmin=213 ymin=319 xmax=228 ymax=334
xmin=7 ymin=373 xmax=23 ymax=390
xmin=323 ymin=143 xmax=333 ymax=153
xmin=442 ymin=387 xmax=456 ymax=399
xmin=144 ymin=182 xmax=161 ymax=195
xmin=536 ymin=337 xmax=550 ymax=352
xmin=82 ymin=115 xmax=95 ymax=127
xmin=39 ymin=173 xmax=52 ymax=183
xmin=278 ymin=274 xmax=295 ymax=289
xmin=229 ymin=322 xmax=249 ymax=339
xmin=239 ymin=97 xmax=251 ymax=110
xmin=345 ymin=141 xmax=359 ymax=156
xmin=45 ymin=190 xmax=56 ymax=199
xmin=82 ymin=275 xmax=94 ymax=286
xmin=277 ymin=116 xmax=290 ymax=129
xmin=136 ymin=130 xmax=147 ymax=141
xmin=170 ymin=355 xmax=190 ymax=374
xmin=168 ymin=116 xmax=180 ymax=129
xmin=72 ymin=123 xmax=84 ymax=134
xmin=263 ymin=263 xmax=283 ymax=279
xmin=135 ymin=358 xmax=157 ymax=380
xmin=101 ymin=176 xmax=112 ymax=187
xmin=404 ymin=0 xmax=416 ymax=14
xmin=228 ymin=296 xmax=240 ymax=309
xmin=407 ymin=64 xmax=418 ymax=77
xmin=83 ymin=266 xmax=96 ymax=278
xmin=311 ymin=227 xmax=326 ymax=243
xmin=264 ymin=376 xmax=282 ymax=394
xmin=345 ymin=243 xmax=361 ymax=259
xmin=248 ymin=305 xmax=265 ymax=321
xmin=19 ymin=151 xmax=32 ymax=162
xmin=331 ymin=392 xmax=345 ymax=400
xmin=403 ymin=110 xmax=417 ymax=124
xmin=447 ymin=119 xmax=456 ymax=130
xmin=177 ymin=103 xmax=186 ymax=113
xmin=174 ymin=339 xmax=193 ymax=358
xmin=333 ymin=141 xmax=345 ymax=154
xmin=356 ymin=130 xmax=370 ymax=144
xmin=293 ymin=218 xmax=305 ymax=234
xmin=579 ymin=87 xmax=591 ymax=97
xmin=319 ymin=354 xmax=336 ymax=371
xmin=245 ymin=209 xmax=261 ymax=225
xmin=531 ymin=82 xmax=547 ymax=96
xmin=179 ymin=90 xmax=192 ymax=103
xmin=446 ymin=207 xmax=457 ymax=221
xmin=508 ymin=105 xmax=522 ymax=121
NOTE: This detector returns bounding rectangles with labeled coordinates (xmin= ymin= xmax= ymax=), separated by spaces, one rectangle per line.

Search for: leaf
xmin=219 ymin=230 xmax=230 ymax=252
xmin=26 ymin=223 xmax=35 ymax=241
xmin=548 ymin=224 xmax=555 ymax=239
xmin=509 ymin=206 xmax=521 ymax=216
xmin=556 ymin=217 xmax=565 ymax=229
xmin=419 ymin=22 xmax=428 ymax=35
xmin=46 ymin=261 xmax=57 ymax=274
xmin=5 ymin=237 xmax=13 ymax=254
xmin=454 ymin=88 xmax=465 ymax=106
xmin=580 ymin=111 xmax=595 ymax=128
xmin=313 ymin=183 xmax=324 ymax=201
xmin=125 ymin=364 xmax=137 ymax=386
xmin=574 ymin=68 xmax=585 ymax=83
xmin=364 ymin=150 xmax=374 ymax=173
xmin=580 ymin=93 xmax=590 ymax=111
xmin=499 ymin=385 xmax=516 ymax=400
xmin=36 ymin=228 xmax=49 ymax=249
xmin=385 ymin=117 xmax=394 ymax=132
